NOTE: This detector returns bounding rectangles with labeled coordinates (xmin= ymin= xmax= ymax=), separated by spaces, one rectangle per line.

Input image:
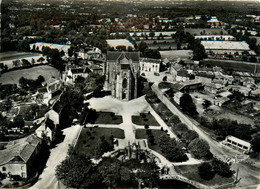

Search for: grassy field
xmin=74 ymin=127 xmax=125 ymax=158
xmin=94 ymin=112 xmax=123 ymax=124
xmin=175 ymin=164 xmax=234 ymax=186
xmin=132 ymin=113 xmax=160 ymax=126
xmin=0 ymin=65 xmax=59 ymax=85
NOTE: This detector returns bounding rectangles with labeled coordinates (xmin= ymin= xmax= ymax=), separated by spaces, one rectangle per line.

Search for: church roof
xmin=107 ymin=51 xmax=140 ymax=62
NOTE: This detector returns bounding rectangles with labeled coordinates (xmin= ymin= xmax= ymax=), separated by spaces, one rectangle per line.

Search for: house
xmin=213 ymin=72 xmax=234 ymax=85
xmin=0 ymin=135 xmax=42 ymax=179
xmin=195 ymin=71 xmax=214 ymax=84
xmin=227 ymin=85 xmax=251 ymax=96
xmin=36 ymin=109 xmax=59 ymax=143
xmin=204 ymin=83 xmax=224 ymax=94
xmin=36 ymin=78 xmax=62 ymax=105
xmin=223 ymin=136 xmax=251 ymax=154
xmin=139 ymin=58 xmax=160 ymax=74
xmin=65 ymin=67 xmax=91 ymax=84
xmin=176 ymin=69 xmax=190 ymax=82
xmin=87 ymin=64 xmax=103 ymax=74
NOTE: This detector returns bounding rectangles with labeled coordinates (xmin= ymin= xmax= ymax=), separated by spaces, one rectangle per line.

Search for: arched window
xmin=122 ymin=78 xmax=127 ymax=89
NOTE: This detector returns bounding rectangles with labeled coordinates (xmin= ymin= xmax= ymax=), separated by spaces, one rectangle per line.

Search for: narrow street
xmin=30 ymin=125 xmax=82 ymax=189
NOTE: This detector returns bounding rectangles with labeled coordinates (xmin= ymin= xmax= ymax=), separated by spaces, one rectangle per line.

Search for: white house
xmin=140 ymin=58 xmax=160 ymax=73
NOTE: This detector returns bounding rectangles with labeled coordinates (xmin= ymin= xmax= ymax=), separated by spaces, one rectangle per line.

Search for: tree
xmin=180 ymin=93 xmax=198 ymax=116
xmin=198 ymin=162 xmax=215 ymax=180
xmin=182 ymin=130 xmax=199 ymax=146
xmin=202 ymin=99 xmax=212 ymax=109
xmin=95 ymin=136 xmax=114 ymax=158
xmin=251 ymin=134 xmax=260 ymax=152
xmin=68 ymin=47 xmax=73 ymax=57
xmin=138 ymin=41 xmax=148 ymax=52
xmin=55 ymin=154 xmax=96 ymax=188
xmin=188 ymin=138 xmax=212 ymax=160
xmin=85 ymin=72 xmax=105 ymax=94
xmin=31 ymin=58 xmax=35 ymax=64
xmin=158 ymin=133 xmax=187 ymax=162
xmin=37 ymin=57 xmax=45 ymax=64
xmin=212 ymin=159 xmax=233 ymax=178
xmin=97 ymin=157 xmax=121 ymax=188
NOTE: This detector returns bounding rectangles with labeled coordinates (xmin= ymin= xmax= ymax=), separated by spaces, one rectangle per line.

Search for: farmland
xmin=0 ymin=65 xmax=60 ymax=85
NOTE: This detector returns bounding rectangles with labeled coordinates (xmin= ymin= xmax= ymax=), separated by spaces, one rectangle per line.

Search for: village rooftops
xmin=71 ymin=67 xmax=91 ymax=74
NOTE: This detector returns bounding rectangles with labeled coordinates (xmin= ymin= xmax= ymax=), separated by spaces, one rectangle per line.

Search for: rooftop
xmin=226 ymin=135 xmax=251 ymax=148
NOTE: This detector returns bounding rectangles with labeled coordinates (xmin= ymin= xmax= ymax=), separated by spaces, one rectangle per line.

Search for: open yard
xmin=132 ymin=112 xmax=160 ymax=126
xmin=175 ymin=164 xmax=235 ymax=186
xmin=94 ymin=112 xmax=123 ymax=124
xmin=0 ymin=65 xmax=59 ymax=85
xmin=74 ymin=127 xmax=125 ymax=158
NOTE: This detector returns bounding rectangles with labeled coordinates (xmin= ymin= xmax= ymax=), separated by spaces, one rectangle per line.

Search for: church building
xmin=106 ymin=51 xmax=140 ymax=101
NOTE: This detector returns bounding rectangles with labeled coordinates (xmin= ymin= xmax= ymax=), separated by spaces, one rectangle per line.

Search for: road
xmin=151 ymin=83 xmax=260 ymax=188
xmin=151 ymin=84 xmax=227 ymax=155
xmin=30 ymin=125 xmax=82 ymax=189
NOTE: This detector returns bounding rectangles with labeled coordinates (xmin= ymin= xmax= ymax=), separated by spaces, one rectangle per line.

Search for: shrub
xmin=198 ymin=162 xmax=215 ymax=180
xmin=212 ymin=159 xmax=233 ymax=178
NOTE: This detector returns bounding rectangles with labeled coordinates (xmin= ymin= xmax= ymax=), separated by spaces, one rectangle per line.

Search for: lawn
xmin=0 ymin=65 xmax=59 ymax=85
xmin=135 ymin=129 xmax=166 ymax=153
xmin=74 ymin=127 xmax=125 ymax=158
xmin=175 ymin=164 xmax=235 ymax=186
xmin=94 ymin=112 xmax=123 ymax=124
xmin=132 ymin=113 xmax=160 ymax=126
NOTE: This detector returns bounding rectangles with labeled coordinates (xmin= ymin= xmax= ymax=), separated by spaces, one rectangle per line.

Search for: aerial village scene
xmin=0 ymin=0 xmax=260 ymax=188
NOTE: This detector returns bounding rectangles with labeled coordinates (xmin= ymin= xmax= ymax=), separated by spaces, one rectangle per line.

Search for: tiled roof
xmin=0 ymin=135 xmax=41 ymax=166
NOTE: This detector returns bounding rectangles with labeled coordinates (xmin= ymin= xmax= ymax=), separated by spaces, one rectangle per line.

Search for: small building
xmin=176 ymin=70 xmax=190 ymax=82
xmin=204 ymin=83 xmax=224 ymax=94
xmin=140 ymin=58 xmax=160 ymax=74
xmin=214 ymin=96 xmax=230 ymax=107
xmin=223 ymin=136 xmax=251 ymax=153
xmin=65 ymin=67 xmax=91 ymax=84
xmin=195 ymin=71 xmax=214 ymax=84
xmin=173 ymin=91 xmax=183 ymax=105
xmin=0 ymin=135 xmax=42 ymax=179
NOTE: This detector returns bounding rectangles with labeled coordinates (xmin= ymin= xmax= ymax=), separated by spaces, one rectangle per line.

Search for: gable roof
xmin=107 ymin=51 xmax=140 ymax=62
xmin=0 ymin=135 xmax=41 ymax=166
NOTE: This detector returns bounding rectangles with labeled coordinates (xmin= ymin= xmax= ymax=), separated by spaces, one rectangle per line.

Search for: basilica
xmin=106 ymin=51 xmax=140 ymax=101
